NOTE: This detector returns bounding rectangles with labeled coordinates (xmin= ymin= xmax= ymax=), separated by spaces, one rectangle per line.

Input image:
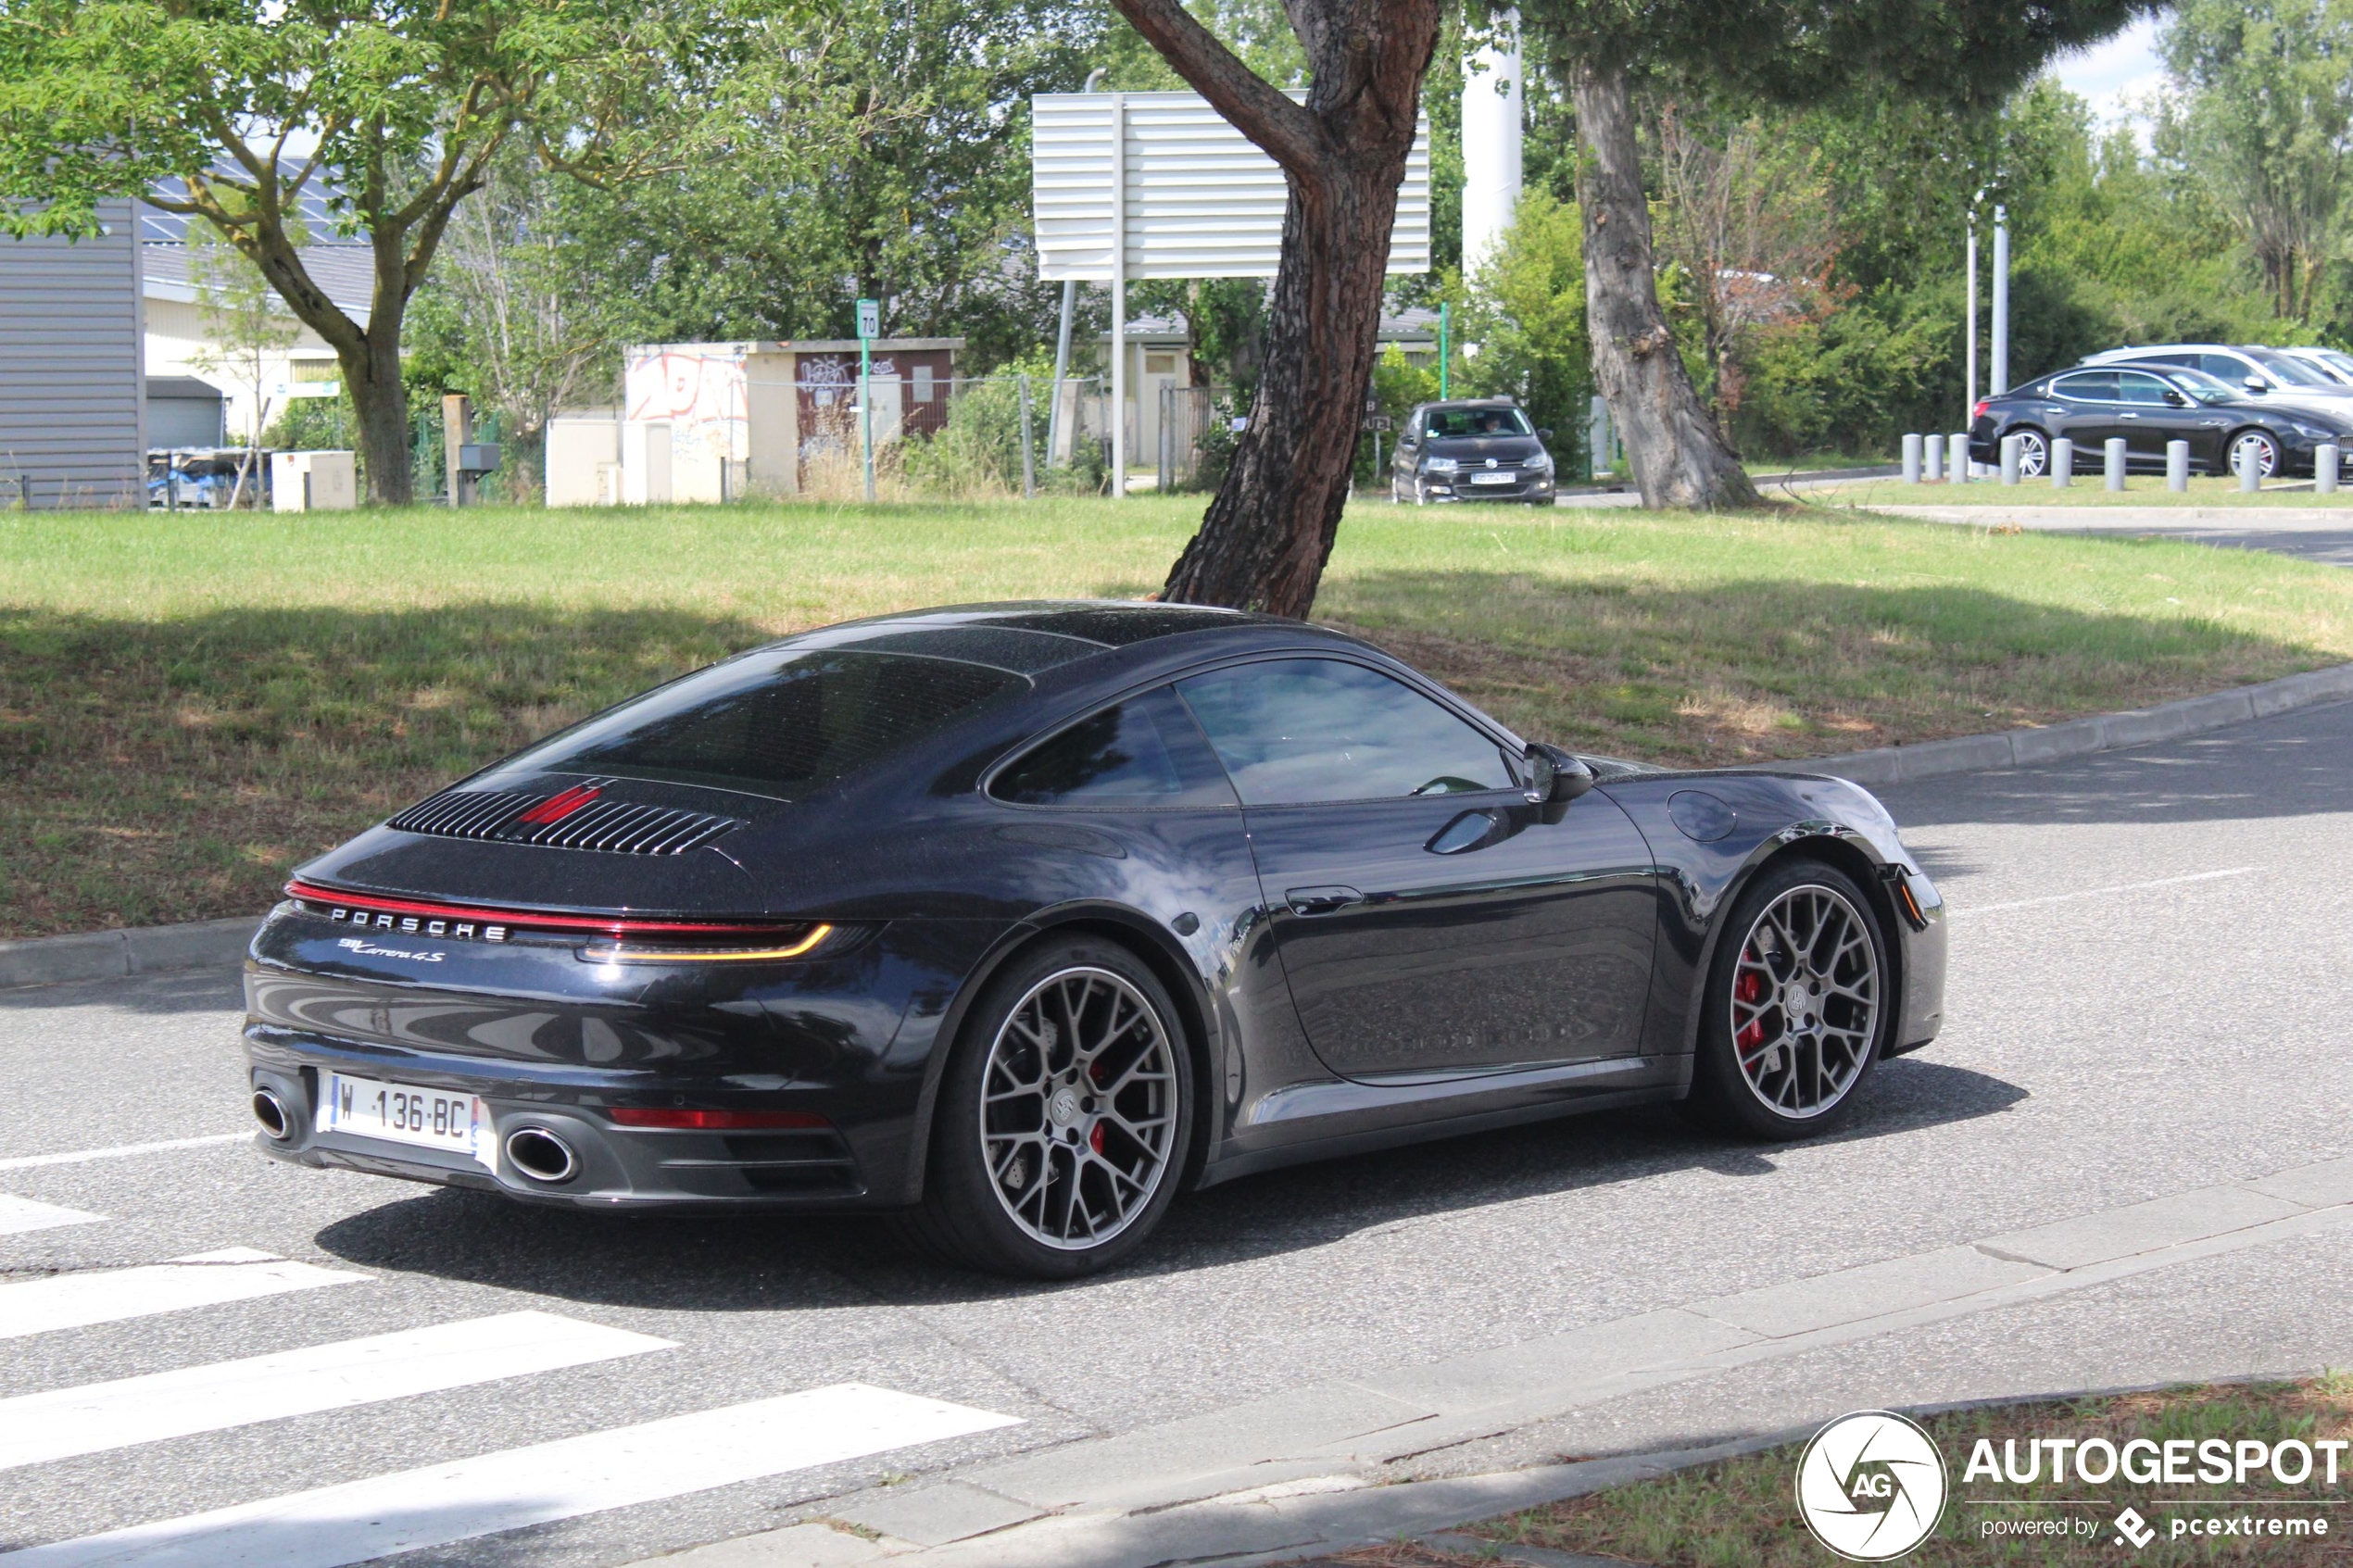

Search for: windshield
xmin=497 ymin=649 xmax=1025 ymax=800
xmin=2165 ymin=366 xmax=2241 ymax=405
xmin=1424 ymin=406 xmax=1534 ymax=438
xmin=2250 ymin=350 xmax=2335 ymax=387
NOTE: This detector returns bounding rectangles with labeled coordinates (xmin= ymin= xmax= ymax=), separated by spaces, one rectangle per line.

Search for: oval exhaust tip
xmin=504 ymin=1126 xmax=579 ymax=1184
xmin=251 ymin=1088 xmax=291 ymax=1141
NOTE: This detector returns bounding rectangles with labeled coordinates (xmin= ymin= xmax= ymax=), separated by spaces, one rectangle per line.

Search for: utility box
xmin=271 ymin=449 xmax=356 ymax=512
xmin=458 ymin=444 xmax=500 ymax=474
xmin=545 ymin=413 xmax=621 ymax=508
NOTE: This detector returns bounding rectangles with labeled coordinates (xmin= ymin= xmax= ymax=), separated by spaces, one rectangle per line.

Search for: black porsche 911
xmin=245 ymin=603 xmax=1947 ymax=1277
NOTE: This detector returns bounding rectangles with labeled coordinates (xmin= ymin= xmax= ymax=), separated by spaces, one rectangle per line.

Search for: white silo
xmin=1460 ymin=15 xmax=1523 ymax=279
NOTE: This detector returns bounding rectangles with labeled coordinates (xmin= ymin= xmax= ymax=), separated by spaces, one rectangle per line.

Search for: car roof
xmin=1415 ymin=398 xmax=1520 ymax=410
xmin=754 ymin=600 xmax=1310 ymax=677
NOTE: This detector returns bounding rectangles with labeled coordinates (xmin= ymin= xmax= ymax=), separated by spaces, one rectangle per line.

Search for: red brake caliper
xmin=1089 ymin=1123 xmax=1105 ymax=1154
xmin=1734 ymin=962 xmax=1766 ymax=1051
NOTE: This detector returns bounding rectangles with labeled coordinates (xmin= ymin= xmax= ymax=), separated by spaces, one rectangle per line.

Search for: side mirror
xmin=1538 ymin=428 xmax=1555 ymax=441
xmin=2246 ymin=378 xmax=2269 ymax=393
xmin=2163 ymin=390 xmax=2187 ymax=407
xmin=1523 ymin=742 xmax=1594 ymax=805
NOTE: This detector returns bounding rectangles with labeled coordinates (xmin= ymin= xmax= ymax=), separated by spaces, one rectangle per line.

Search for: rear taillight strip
xmin=284 ymin=880 xmax=799 ymax=938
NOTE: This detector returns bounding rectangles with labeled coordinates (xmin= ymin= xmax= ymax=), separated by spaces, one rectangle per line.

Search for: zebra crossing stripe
xmin=0 ymin=1382 xmax=1023 ymax=1568
xmin=0 ymin=1249 xmax=364 ymax=1340
xmin=0 ymin=1311 xmax=675 ymax=1472
xmin=0 ymin=1195 xmax=104 ymax=1236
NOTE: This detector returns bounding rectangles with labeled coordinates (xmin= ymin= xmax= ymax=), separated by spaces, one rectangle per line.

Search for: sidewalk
xmin=631 ymin=1152 xmax=2353 ymax=1568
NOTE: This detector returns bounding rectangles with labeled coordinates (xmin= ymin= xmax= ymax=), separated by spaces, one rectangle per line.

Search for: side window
xmin=2118 ymin=372 xmax=2171 ymax=406
xmin=990 ymin=686 xmax=1235 ymax=808
xmin=2052 ymin=371 xmax=2116 ymax=401
xmin=1176 ymin=659 xmax=1516 ymax=807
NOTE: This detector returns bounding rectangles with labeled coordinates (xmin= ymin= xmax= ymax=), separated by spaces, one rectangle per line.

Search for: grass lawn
xmin=1464 ymin=1378 xmax=2353 ymax=1566
xmin=1831 ymin=475 xmax=2353 ymax=508
xmin=6 ymin=495 xmax=2353 ymax=937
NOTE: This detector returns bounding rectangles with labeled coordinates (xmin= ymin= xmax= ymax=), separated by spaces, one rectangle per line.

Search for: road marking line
xmin=0 ymin=1195 xmax=105 ymax=1236
xmin=0 ymin=1134 xmax=247 ymax=1173
xmin=0 ymin=1249 xmax=364 ymax=1341
xmin=0 ymin=1311 xmax=675 ymax=1472
xmin=0 ymin=1383 xmax=1023 ymax=1568
xmin=1949 ymin=865 xmax=2259 ymax=918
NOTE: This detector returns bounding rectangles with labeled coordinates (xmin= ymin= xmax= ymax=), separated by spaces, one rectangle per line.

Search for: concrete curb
xmin=0 ymin=916 xmax=258 ymax=992
xmin=6 ymin=659 xmax=2352 ymax=990
xmin=1767 ymin=659 xmax=2353 ymax=788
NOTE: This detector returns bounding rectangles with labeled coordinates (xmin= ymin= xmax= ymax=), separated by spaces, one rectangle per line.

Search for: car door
xmin=2114 ymin=370 xmax=2199 ymax=463
xmin=1175 ymin=656 xmax=1658 ymax=1082
xmin=2047 ymin=370 xmax=2120 ymax=459
xmin=1392 ymin=413 xmax=1421 ymax=489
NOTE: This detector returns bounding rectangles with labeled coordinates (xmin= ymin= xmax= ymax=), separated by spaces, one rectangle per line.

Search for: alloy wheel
xmin=979 ymin=967 xmax=1177 ymax=1250
xmin=2232 ymin=432 xmax=2280 ymax=478
xmin=1729 ymin=884 xmax=1881 ymax=1119
xmin=2013 ymin=430 xmax=2048 ymax=476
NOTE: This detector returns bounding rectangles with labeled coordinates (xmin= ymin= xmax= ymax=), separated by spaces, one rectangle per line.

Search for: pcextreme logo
xmin=1797 ymin=1411 xmax=1949 ymax=1562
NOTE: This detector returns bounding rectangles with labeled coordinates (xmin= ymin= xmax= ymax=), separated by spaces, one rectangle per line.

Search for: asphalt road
xmin=4 ymin=699 xmax=2351 ymax=1566
xmin=1859 ymin=501 xmax=2353 ymax=567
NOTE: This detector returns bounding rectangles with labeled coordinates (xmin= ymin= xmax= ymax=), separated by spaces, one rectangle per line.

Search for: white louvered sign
xmin=1033 ymin=91 xmax=1431 ymax=282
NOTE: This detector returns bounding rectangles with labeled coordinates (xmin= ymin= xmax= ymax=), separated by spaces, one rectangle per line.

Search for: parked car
xmin=245 ymin=601 xmax=1945 ymax=1277
xmin=1969 ymin=363 xmax=2353 ymax=478
xmin=1391 ymin=398 xmax=1558 ymax=504
xmin=2277 ymin=345 xmax=2353 ymax=386
xmin=2081 ymin=343 xmax=2353 ymax=405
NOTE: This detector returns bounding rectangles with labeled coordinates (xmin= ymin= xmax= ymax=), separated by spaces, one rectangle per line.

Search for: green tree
xmin=0 ymin=0 xmax=785 ymax=502
xmin=1459 ymin=188 xmax=1589 ymax=469
xmin=1511 ymin=0 xmax=2159 ymax=508
xmin=2158 ymin=0 xmax=2353 ymax=322
xmin=186 ymin=215 xmax=301 ymax=506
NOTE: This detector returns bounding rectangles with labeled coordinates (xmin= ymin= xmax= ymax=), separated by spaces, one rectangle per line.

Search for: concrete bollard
xmin=2052 ymin=437 xmax=2072 ymax=486
xmin=1902 ymin=433 xmax=1923 ymax=484
xmin=2320 ymin=443 xmax=2340 ymax=495
xmin=2239 ymin=443 xmax=2261 ymax=492
xmin=1924 ymin=434 xmax=1944 ymax=483
xmin=1949 ymin=433 xmax=1969 ymax=483
xmin=2105 ymin=438 xmax=2128 ymax=491
xmin=2167 ymin=440 xmax=2189 ymax=493
xmin=1999 ymin=433 xmax=2021 ymax=484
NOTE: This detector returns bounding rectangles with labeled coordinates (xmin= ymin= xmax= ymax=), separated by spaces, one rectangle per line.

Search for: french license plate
xmin=1470 ymin=471 xmax=1517 ymax=484
xmin=318 ymin=1073 xmax=495 ymax=1167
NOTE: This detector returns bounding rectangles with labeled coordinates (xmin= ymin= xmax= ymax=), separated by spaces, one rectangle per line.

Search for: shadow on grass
xmin=0 ymin=601 xmax=779 ymax=938
xmin=308 ymin=1058 xmax=2024 ymax=1310
xmin=1321 ymin=568 xmax=2341 ymax=776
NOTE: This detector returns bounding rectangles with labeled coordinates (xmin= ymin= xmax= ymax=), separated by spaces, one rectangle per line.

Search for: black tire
xmin=1682 ymin=859 xmax=1892 ymax=1141
xmin=2008 ymin=425 xmax=2050 ymax=477
xmin=893 ymin=935 xmax=1194 ymax=1279
xmin=2226 ymin=428 xmax=2281 ymax=479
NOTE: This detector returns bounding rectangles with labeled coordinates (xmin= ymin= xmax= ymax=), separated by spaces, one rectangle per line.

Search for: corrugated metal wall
xmin=0 ymin=201 xmax=144 ymax=509
xmin=1034 ymin=92 xmax=1430 ymax=282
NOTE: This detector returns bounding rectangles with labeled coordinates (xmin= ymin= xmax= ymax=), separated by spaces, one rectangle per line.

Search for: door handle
xmin=2118 ymin=412 xmax=2139 ymax=420
xmin=1285 ymin=885 xmax=1365 ymax=917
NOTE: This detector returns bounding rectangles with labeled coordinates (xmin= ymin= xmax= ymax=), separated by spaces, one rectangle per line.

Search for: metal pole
xmin=1044 ymin=69 xmax=1109 ymax=473
xmin=1990 ymin=205 xmax=2010 ymax=395
xmin=861 ymin=334 xmax=875 ymax=503
xmin=2320 ymin=443 xmax=2340 ymax=495
xmin=1158 ymin=384 xmax=1173 ymax=493
xmin=1901 ymin=433 xmax=1922 ymax=484
xmin=1964 ymin=213 xmax=1978 ymax=455
xmin=1110 ymin=92 xmax=1127 ymax=498
xmin=1019 ymin=375 xmax=1037 ymax=498
xmin=1439 ymin=303 xmax=1451 ymax=400
xmin=2166 ymin=440 xmax=2189 ymax=492
xmin=2052 ymin=437 xmax=2072 ymax=486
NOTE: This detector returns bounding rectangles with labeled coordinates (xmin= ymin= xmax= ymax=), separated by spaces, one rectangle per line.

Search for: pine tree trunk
xmin=1161 ymin=155 xmax=1409 ymax=617
xmin=1572 ymin=62 xmax=1759 ymax=510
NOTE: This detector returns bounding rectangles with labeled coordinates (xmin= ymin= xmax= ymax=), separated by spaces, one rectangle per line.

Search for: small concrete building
xmin=609 ymin=338 xmax=963 ymax=504
xmin=0 ymin=202 xmax=145 ymax=508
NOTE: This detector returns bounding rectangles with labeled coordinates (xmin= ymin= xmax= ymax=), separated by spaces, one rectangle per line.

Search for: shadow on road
xmin=308 ymin=1057 xmax=2024 ymax=1309
xmin=0 ymin=968 xmax=243 ymax=1019
xmin=1886 ymin=696 xmax=2353 ymax=829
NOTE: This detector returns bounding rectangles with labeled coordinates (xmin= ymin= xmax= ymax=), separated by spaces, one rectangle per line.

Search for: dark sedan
xmin=245 ymin=603 xmax=1946 ymax=1277
xmin=1969 ymin=364 xmax=2353 ymax=478
xmin=1390 ymin=399 xmax=1558 ymax=504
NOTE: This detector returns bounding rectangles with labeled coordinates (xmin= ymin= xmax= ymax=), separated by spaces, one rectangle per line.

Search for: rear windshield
xmin=1424 ymin=406 xmax=1533 ymax=437
xmin=499 ymin=650 xmax=1024 ymax=800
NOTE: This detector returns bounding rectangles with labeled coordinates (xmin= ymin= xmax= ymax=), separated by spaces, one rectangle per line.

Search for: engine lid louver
xmin=387 ymin=778 xmax=740 ymax=856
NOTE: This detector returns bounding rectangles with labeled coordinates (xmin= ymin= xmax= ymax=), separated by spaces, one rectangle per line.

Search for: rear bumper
xmin=245 ymin=1030 xmax=895 ymax=1209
